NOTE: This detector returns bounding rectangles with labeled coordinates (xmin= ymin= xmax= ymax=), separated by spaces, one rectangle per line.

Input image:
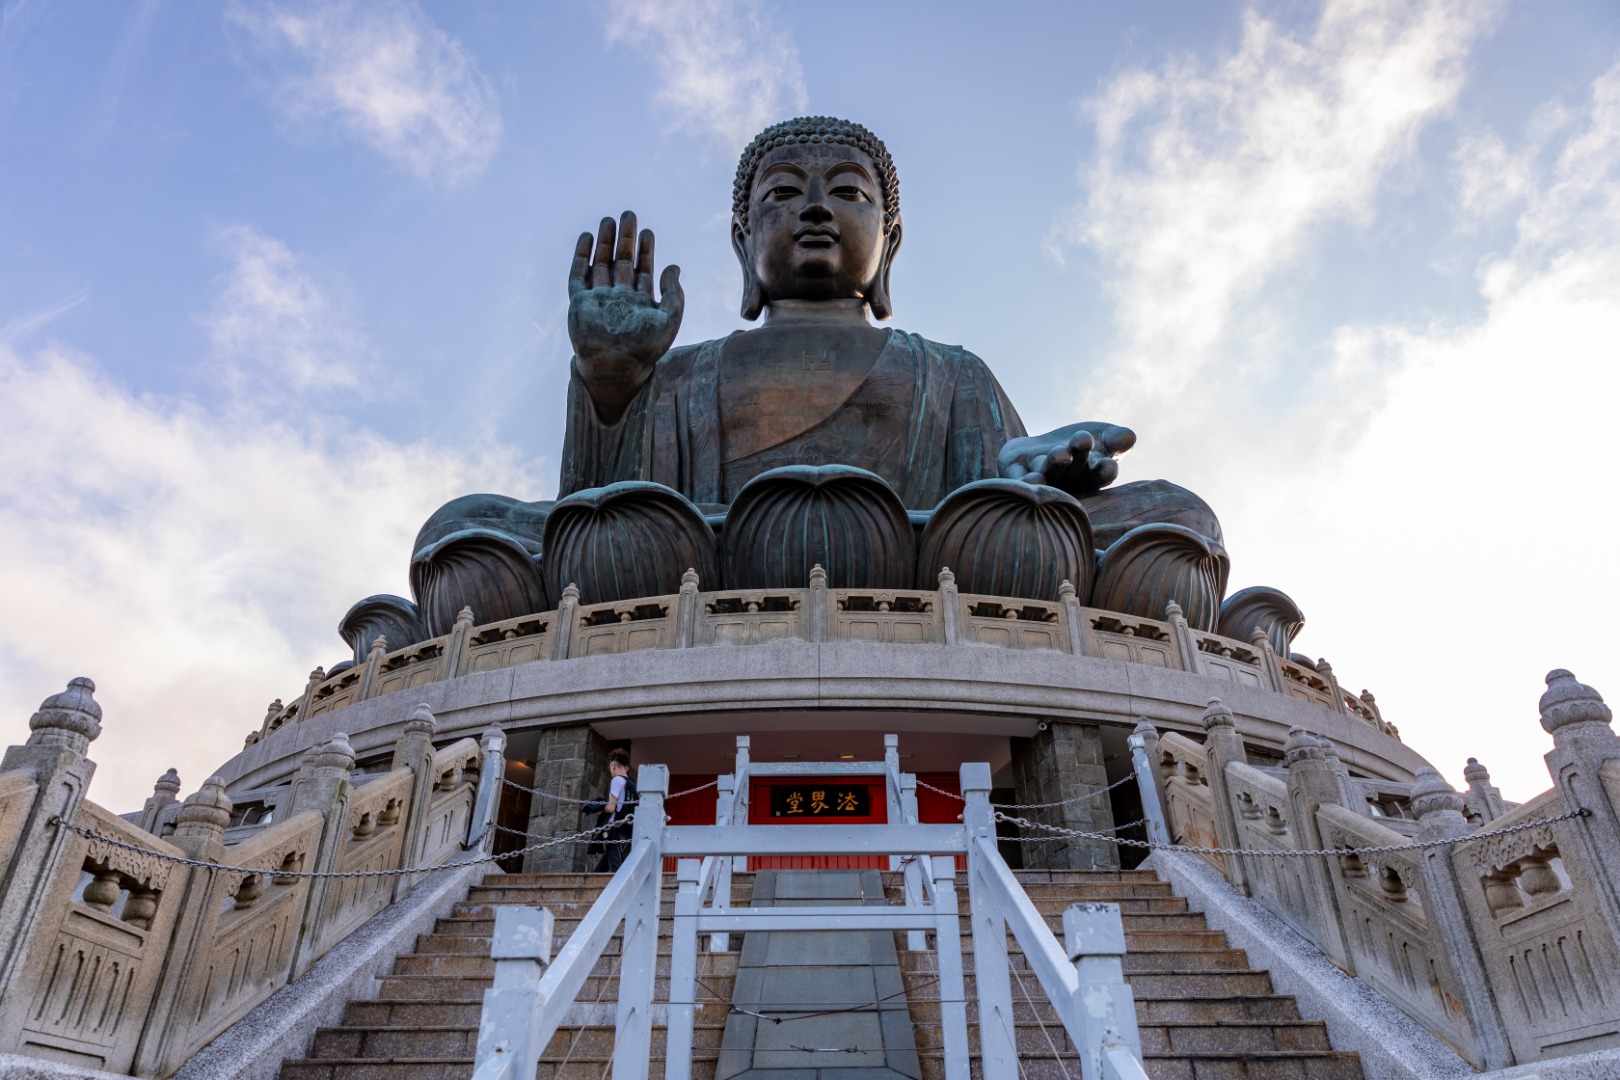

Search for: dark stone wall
xmin=522 ymin=724 xmax=612 ymax=872
xmin=1010 ymin=721 xmax=1119 ymax=870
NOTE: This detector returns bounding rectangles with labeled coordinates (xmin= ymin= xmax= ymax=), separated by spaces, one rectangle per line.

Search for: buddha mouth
xmin=794 ymin=226 xmax=839 ymax=246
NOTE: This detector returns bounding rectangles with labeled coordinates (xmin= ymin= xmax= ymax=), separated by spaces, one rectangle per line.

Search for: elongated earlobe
xmin=731 ymin=217 xmax=765 ymax=321
xmin=867 ymin=217 xmax=902 ymax=322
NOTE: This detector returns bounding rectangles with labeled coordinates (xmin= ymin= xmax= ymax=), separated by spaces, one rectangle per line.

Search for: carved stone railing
xmin=0 ymin=681 xmax=503 ymax=1077
xmin=251 ymin=569 xmax=1390 ymax=747
xmin=1138 ymin=671 xmax=1620 ymax=1070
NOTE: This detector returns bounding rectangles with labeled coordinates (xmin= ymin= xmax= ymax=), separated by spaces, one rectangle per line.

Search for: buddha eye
xmin=763 ymin=183 xmax=802 ymax=201
xmin=831 ymin=186 xmax=869 ymax=202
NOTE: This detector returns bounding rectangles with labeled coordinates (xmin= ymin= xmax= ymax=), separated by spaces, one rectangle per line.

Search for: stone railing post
xmin=614 ymin=764 xmax=667 ymax=1080
xmin=294 ymin=665 xmax=327 ymax=724
xmin=468 ymin=725 xmax=508 ymax=856
xmin=138 ymin=767 xmax=183 ymax=834
xmin=133 ymin=777 xmax=235 ymax=1077
xmin=1462 ymin=757 xmax=1506 ymax=824
xmin=357 ymin=635 xmax=389 ymax=700
xmin=550 ymin=584 xmax=579 ymax=660
xmin=937 ymin=567 xmax=961 ymax=646
xmin=676 ymin=568 xmax=701 ymax=647
xmin=1198 ymin=700 xmax=1250 ymax=894
xmin=1410 ymin=768 xmax=1513 ymax=1068
xmin=441 ymin=606 xmax=476 ymax=681
xmin=1539 ymin=670 xmax=1620 ymax=936
xmin=1282 ymin=728 xmax=1351 ymax=965
xmin=0 ymin=678 xmax=102 ymax=994
xmin=1251 ymin=629 xmax=1286 ymax=693
xmin=809 ymin=564 xmax=829 ymax=642
xmin=1129 ymin=721 xmax=1170 ymax=847
xmin=1316 ymin=658 xmax=1350 ymax=716
xmin=1165 ymin=601 xmax=1201 ymax=674
xmin=391 ymin=705 xmax=440 ymax=901
xmin=1058 ymin=579 xmax=1089 ymax=656
xmin=1318 ymin=737 xmax=1363 ymax=815
xmin=287 ymin=732 xmax=357 ymax=976
xmin=258 ymin=698 xmax=283 ymax=740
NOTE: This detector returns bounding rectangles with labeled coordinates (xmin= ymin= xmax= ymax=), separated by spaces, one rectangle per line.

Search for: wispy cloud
xmin=228 ymin=0 xmax=502 ymax=186
xmin=0 ymin=245 xmax=543 ymax=812
xmin=1246 ymin=57 xmax=1620 ymax=800
xmin=1063 ymin=0 xmax=1500 ymax=425
xmin=603 ymin=0 xmax=808 ymax=153
xmin=201 ymin=223 xmax=369 ymax=395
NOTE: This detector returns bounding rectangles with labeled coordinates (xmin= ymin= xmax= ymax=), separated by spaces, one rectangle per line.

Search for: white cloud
xmin=1065 ymin=0 xmax=1500 ymax=423
xmin=0 ymin=248 xmax=543 ymax=813
xmin=603 ymin=0 xmax=808 ymax=154
xmin=201 ymin=223 xmax=369 ymax=395
xmin=228 ymin=0 xmax=501 ymax=186
xmin=1222 ymin=59 xmax=1620 ymax=802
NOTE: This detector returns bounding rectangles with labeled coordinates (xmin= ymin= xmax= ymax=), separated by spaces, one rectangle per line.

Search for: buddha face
xmin=733 ymin=141 xmax=900 ymax=316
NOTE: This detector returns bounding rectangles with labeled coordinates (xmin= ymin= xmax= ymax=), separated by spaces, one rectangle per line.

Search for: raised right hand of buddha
xmin=568 ymin=211 xmax=684 ymax=424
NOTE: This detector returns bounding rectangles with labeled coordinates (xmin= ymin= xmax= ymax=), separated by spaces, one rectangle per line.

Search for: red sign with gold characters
xmin=768 ymin=783 xmax=872 ymax=819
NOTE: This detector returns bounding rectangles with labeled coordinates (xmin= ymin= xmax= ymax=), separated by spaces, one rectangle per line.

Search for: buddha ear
xmin=731 ymin=215 xmax=765 ymax=321
xmin=867 ymin=216 xmax=903 ymax=322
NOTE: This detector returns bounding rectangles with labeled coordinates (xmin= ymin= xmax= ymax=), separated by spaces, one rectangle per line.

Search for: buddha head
xmin=731 ymin=116 xmax=903 ymax=321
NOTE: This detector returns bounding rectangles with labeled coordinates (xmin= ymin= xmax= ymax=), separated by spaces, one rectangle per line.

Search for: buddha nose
xmin=800 ymin=177 xmax=832 ymax=223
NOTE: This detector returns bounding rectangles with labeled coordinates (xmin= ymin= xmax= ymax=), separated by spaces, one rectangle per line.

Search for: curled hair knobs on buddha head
xmin=732 ymin=116 xmax=900 ymax=233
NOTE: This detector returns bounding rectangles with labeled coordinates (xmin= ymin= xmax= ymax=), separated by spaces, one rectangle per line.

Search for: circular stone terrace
xmin=215 ymin=569 xmax=1426 ymax=795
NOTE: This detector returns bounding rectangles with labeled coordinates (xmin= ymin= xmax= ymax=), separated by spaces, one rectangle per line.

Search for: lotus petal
xmin=410 ymin=529 xmax=550 ymax=637
xmin=917 ymin=479 xmax=1094 ymax=601
xmin=338 ymin=594 xmax=428 ymax=663
xmin=1217 ymin=586 xmax=1306 ymax=655
xmin=721 ymin=465 xmax=913 ymax=590
xmin=543 ymin=481 xmax=718 ymax=605
xmin=1092 ymin=523 xmax=1229 ymax=630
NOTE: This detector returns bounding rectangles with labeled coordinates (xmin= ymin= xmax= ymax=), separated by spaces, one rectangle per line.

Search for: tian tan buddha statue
xmin=337 ymin=117 xmax=1304 ymax=665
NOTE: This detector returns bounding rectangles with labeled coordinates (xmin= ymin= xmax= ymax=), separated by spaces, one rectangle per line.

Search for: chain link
xmin=49 ymin=814 xmax=632 ymax=879
xmin=994 ymin=808 xmax=1591 ymax=858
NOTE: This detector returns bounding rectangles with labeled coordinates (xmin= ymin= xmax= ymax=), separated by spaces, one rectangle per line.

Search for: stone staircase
xmin=905 ymin=868 xmax=1364 ymax=1080
xmin=276 ymin=866 xmax=1363 ymax=1080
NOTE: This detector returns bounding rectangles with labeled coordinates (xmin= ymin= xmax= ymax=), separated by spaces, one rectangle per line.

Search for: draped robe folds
xmin=560 ymin=329 xmax=1026 ymax=510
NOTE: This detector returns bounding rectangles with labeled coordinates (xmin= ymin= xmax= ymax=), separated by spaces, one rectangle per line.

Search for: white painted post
xmin=930 ymin=855 xmax=971 ymax=1080
xmin=1063 ymin=902 xmax=1144 ymax=1080
xmin=709 ymin=771 xmax=735 ymax=953
xmin=885 ymin=734 xmax=902 ymax=873
xmin=732 ymin=736 xmax=750 ymax=874
xmin=1127 ymin=726 xmax=1169 ymax=848
xmin=473 ymin=906 xmax=554 ymax=1080
xmin=612 ymin=763 xmax=666 ymax=1080
xmin=962 ymin=761 xmax=1017 ymax=1080
xmin=665 ymin=858 xmax=701 ymax=1080
xmin=900 ymin=772 xmax=928 ymax=952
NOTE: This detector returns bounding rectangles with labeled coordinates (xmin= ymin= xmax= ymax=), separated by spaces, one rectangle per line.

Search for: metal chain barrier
xmin=914 ymin=772 xmax=1136 ymax=810
xmin=995 ymin=807 xmax=1592 ymax=858
xmin=49 ymin=813 xmax=633 ymax=880
xmin=501 ymin=776 xmax=719 ymax=802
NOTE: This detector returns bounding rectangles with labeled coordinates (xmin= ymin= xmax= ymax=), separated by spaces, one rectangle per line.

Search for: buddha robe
xmin=560 ymin=329 xmax=1023 ymax=511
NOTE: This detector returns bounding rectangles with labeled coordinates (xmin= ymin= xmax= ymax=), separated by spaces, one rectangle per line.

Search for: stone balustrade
xmin=251 ymin=569 xmax=1391 ymax=748
xmin=0 ymin=680 xmax=499 ymax=1077
xmin=1141 ymin=670 xmax=1620 ymax=1070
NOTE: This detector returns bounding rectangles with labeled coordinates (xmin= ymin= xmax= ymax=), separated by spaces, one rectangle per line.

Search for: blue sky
xmin=3 ymin=0 xmax=1619 ymax=811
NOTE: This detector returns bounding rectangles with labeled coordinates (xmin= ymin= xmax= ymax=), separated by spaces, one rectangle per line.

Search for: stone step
xmin=908 ymin=1017 xmax=1333 ymax=1054
xmin=342 ymin=981 xmax=737 ymax=1030
xmin=903 ymin=991 xmax=1309 ymax=1028
xmin=900 ymin=945 xmax=1251 ymax=974
xmin=925 ymin=968 xmax=1276 ymax=1000
xmin=914 ymin=1050 xmax=1365 ymax=1080
xmin=281 ymin=1057 xmax=710 ymax=1080
xmin=309 ymin=1019 xmax=729 ymax=1060
xmin=392 ymin=950 xmax=740 ymax=979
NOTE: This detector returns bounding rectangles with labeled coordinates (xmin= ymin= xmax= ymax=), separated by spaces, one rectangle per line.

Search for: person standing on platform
xmin=592 ymin=749 xmax=635 ymax=873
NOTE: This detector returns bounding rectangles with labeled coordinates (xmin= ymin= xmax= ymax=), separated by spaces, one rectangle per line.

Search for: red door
xmin=747 ymin=776 xmax=888 ymax=870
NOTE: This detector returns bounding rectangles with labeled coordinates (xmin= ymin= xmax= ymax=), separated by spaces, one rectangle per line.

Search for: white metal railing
xmin=473 ymin=739 xmax=1149 ymax=1080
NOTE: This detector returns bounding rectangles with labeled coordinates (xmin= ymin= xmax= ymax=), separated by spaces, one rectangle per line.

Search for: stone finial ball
xmin=1539 ymin=669 xmax=1613 ymax=734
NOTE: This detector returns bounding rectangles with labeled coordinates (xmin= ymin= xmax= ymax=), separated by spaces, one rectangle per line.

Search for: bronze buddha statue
xmin=363 ymin=118 xmax=1285 ymax=659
